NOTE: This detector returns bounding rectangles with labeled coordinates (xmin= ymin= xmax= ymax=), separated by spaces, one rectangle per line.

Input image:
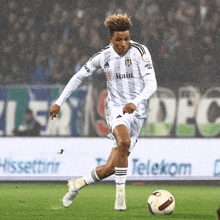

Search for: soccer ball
xmin=147 ymin=190 xmax=175 ymax=215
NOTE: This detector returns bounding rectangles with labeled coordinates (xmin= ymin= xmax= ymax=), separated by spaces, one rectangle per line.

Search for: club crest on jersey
xmin=125 ymin=57 xmax=132 ymax=67
xmin=106 ymin=71 xmax=114 ymax=81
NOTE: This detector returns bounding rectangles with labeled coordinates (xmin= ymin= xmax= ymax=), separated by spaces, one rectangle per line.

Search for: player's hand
xmin=49 ymin=104 xmax=60 ymax=120
xmin=123 ymin=103 xmax=136 ymax=114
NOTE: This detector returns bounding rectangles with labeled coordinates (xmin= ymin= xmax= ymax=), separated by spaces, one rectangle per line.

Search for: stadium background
xmin=0 ymin=0 xmax=220 ymax=182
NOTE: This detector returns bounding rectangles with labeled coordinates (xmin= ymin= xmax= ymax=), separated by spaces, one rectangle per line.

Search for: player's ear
xmin=108 ymin=36 xmax=112 ymax=42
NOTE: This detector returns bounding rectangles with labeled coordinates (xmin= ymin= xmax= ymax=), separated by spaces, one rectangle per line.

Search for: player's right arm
xmin=49 ymin=54 xmax=101 ymax=120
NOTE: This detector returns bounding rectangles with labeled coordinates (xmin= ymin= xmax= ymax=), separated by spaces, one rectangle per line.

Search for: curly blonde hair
xmin=104 ymin=14 xmax=132 ymax=36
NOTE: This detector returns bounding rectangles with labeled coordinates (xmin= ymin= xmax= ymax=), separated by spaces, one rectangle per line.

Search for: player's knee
xmin=117 ymin=137 xmax=130 ymax=153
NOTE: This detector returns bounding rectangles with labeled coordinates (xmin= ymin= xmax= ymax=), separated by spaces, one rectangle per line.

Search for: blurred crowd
xmin=1 ymin=0 xmax=220 ymax=92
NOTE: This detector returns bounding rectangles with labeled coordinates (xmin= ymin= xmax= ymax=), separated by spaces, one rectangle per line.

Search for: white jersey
xmin=55 ymin=40 xmax=157 ymax=119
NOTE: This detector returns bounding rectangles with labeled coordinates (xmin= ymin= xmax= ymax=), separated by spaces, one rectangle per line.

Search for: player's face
xmin=109 ymin=30 xmax=130 ymax=55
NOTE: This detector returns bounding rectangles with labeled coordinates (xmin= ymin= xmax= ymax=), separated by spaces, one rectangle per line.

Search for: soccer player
xmin=49 ymin=14 xmax=157 ymax=211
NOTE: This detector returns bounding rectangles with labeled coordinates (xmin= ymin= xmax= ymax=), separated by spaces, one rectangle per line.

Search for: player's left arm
xmin=124 ymin=72 xmax=157 ymax=114
xmin=129 ymin=48 xmax=157 ymax=108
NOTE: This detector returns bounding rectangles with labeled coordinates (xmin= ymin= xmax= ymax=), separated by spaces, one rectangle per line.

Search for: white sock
xmin=75 ymin=177 xmax=86 ymax=189
xmin=83 ymin=168 xmax=100 ymax=185
xmin=115 ymin=167 xmax=127 ymax=188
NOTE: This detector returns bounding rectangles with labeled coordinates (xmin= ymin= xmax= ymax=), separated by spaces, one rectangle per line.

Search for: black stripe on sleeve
xmin=130 ymin=43 xmax=146 ymax=56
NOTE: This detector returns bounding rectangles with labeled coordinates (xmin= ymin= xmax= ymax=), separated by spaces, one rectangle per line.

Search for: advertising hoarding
xmin=1 ymin=138 xmax=219 ymax=181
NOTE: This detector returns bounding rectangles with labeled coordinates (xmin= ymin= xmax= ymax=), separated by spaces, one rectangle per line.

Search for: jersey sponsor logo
xmin=84 ymin=65 xmax=90 ymax=72
xmin=125 ymin=57 xmax=132 ymax=67
xmin=116 ymin=73 xmax=134 ymax=79
xmin=116 ymin=115 xmax=122 ymax=119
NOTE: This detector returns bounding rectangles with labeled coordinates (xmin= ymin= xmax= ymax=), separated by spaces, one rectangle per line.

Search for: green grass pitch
xmin=0 ymin=183 xmax=218 ymax=220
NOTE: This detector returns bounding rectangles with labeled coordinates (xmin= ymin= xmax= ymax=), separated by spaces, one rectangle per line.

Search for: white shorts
xmin=105 ymin=106 xmax=144 ymax=152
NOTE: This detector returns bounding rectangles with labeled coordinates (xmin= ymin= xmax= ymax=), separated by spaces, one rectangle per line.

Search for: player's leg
xmin=63 ymin=111 xmax=142 ymax=209
xmin=74 ymin=124 xmax=130 ymax=210
xmin=63 ymin=126 xmax=130 ymax=209
xmin=70 ymin=146 xmax=121 ymax=190
xmin=95 ymin=124 xmax=130 ymax=177
xmin=95 ymin=146 xmax=121 ymax=179
xmin=80 ymin=125 xmax=130 ymax=211
xmin=113 ymin=124 xmax=130 ymax=167
xmin=112 ymin=116 xmax=144 ymax=210
xmin=63 ymin=144 xmax=125 ymax=208
xmin=112 ymin=124 xmax=130 ymax=211
xmin=68 ymin=137 xmax=129 ymax=188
